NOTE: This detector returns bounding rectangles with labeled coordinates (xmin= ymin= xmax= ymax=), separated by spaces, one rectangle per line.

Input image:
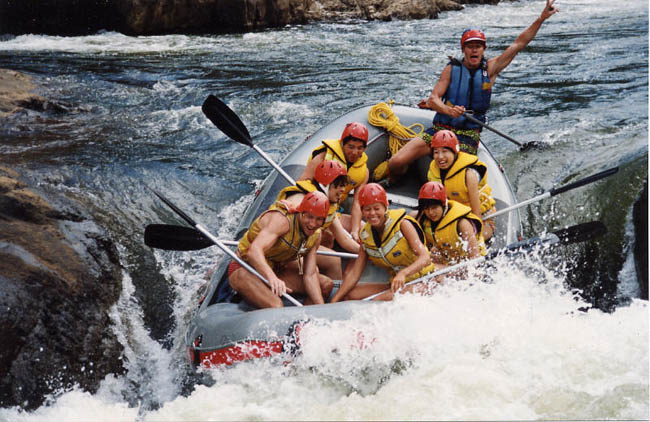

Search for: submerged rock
xmin=0 ymin=70 xmax=68 ymax=118
xmin=0 ymin=166 xmax=125 ymax=410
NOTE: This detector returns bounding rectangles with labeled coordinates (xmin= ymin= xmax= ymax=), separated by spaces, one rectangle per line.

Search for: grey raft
xmin=184 ymin=104 xmax=522 ymax=367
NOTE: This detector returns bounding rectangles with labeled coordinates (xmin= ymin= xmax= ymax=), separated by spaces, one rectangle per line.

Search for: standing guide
xmin=383 ymin=0 xmax=559 ymax=182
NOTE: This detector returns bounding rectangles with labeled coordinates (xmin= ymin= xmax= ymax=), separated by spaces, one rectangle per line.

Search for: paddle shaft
xmin=361 ymin=221 xmax=605 ymax=301
xmin=361 ymin=232 xmax=561 ymax=301
xmin=150 ymin=189 xmax=303 ymax=307
xmin=463 ymin=112 xmax=530 ymax=149
xmin=487 ymin=167 xmax=618 ymax=220
xmin=221 ymin=239 xmax=358 ymax=259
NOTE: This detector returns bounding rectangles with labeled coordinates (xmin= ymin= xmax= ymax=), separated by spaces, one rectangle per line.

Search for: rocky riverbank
xmin=0 ymin=0 xmax=496 ymax=36
xmin=0 ymin=71 xmax=125 ymax=410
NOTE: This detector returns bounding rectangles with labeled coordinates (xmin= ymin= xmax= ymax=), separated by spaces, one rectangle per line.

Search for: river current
xmin=0 ymin=0 xmax=648 ymax=420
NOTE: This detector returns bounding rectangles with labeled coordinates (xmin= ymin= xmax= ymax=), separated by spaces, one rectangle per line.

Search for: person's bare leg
xmin=387 ymin=137 xmax=431 ymax=180
xmin=229 ymin=268 xmax=283 ymax=308
xmin=343 ymin=283 xmax=394 ymax=301
xmin=317 ymin=246 xmax=343 ymax=280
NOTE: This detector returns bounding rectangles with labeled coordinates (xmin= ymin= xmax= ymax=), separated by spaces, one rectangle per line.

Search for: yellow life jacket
xmin=359 ymin=209 xmax=436 ymax=282
xmin=309 ymin=138 xmax=368 ymax=203
xmin=418 ymin=200 xmax=487 ymax=264
xmin=427 ymin=151 xmax=496 ymax=215
xmin=276 ymin=180 xmax=338 ymax=230
xmin=238 ymin=201 xmax=320 ymax=267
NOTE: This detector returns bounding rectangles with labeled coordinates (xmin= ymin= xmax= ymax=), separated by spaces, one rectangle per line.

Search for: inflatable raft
xmin=183 ymin=103 xmax=523 ymax=367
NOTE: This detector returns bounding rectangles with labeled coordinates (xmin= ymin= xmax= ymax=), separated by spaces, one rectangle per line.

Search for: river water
xmin=0 ymin=0 xmax=648 ymax=420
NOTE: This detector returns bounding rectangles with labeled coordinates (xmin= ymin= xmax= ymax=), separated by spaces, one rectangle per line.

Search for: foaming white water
xmin=145 ymin=256 xmax=649 ymax=421
xmin=0 ymin=32 xmax=220 ymax=54
xmin=618 ymin=206 xmax=642 ymax=300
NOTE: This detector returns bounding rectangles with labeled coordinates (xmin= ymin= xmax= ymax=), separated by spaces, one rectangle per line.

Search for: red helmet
xmin=461 ymin=29 xmax=486 ymax=49
xmin=418 ymin=182 xmax=447 ymax=207
xmin=315 ymin=160 xmax=347 ymax=186
xmin=340 ymin=122 xmax=369 ymax=145
xmin=297 ymin=191 xmax=330 ymax=218
xmin=358 ymin=183 xmax=388 ymax=208
xmin=431 ymin=130 xmax=459 ymax=153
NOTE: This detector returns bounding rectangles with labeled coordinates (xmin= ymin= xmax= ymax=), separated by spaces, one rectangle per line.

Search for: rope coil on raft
xmin=367 ymin=100 xmax=425 ymax=181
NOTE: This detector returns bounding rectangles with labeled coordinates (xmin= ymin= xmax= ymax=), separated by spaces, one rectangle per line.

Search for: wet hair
xmin=417 ymin=198 xmax=444 ymax=216
xmin=331 ymin=174 xmax=349 ymax=188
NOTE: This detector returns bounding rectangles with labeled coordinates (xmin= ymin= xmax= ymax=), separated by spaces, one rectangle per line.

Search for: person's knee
xmin=268 ymin=297 xmax=284 ymax=308
xmin=389 ymin=137 xmax=428 ymax=170
xmin=319 ymin=274 xmax=334 ymax=295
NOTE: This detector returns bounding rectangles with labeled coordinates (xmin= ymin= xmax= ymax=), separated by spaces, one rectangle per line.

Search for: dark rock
xmin=633 ymin=181 xmax=648 ymax=300
xmin=0 ymin=166 xmax=125 ymax=410
xmin=0 ymin=0 xmax=482 ymax=36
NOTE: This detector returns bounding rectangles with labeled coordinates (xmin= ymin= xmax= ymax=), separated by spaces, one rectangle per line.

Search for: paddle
xmin=462 ymin=112 xmax=538 ymax=151
xmin=487 ymin=167 xmax=619 ymax=220
xmin=362 ymin=220 xmax=607 ymax=301
xmin=148 ymin=188 xmax=303 ymax=307
xmin=201 ymin=94 xmax=357 ymax=243
xmin=202 ymin=95 xmax=296 ymax=185
xmin=144 ymin=223 xmax=359 ymax=259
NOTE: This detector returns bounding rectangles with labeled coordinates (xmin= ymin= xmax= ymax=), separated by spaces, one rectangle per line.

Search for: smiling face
xmin=423 ymin=204 xmax=444 ymax=223
xmin=298 ymin=212 xmax=326 ymax=236
xmin=342 ymin=139 xmax=366 ymax=164
xmin=361 ymin=202 xmax=387 ymax=229
xmin=327 ymin=179 xmax=347 ymax=204
xmin=462 ymin=41 xmax=486 ymax=69
xmin=433 ymin=147 xmax=456 ymax=170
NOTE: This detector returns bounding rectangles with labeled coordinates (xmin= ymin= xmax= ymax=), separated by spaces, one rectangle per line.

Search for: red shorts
xmin=227 ymin=259 xmax=243 ymax=277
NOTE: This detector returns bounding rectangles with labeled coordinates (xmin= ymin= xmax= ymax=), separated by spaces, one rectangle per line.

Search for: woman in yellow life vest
xmin=300 ymin=122 xmax=370 ymax=245
xmin=427 ymin=130 xmax=496 ymax=240
xmin=330 ymin=183 xmax=436 ymax=302
xmin=412 ymin=181 xmax=487 ymax=266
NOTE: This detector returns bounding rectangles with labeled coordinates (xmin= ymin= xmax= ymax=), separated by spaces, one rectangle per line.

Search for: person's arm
xmin=465 ymin=170 xmax=483 ymax=220
xmin=349 ymin=169 xmax=369 ymax=243
xmin=330 ymin=215 xmax=360 ymax=253
xmin=298 ymin=151 xmax=325 ymax=181
xmin=246 ymin=212 xmax=292 ymax=297
xmin=427 ymin=65 xmax=466 ymax=119
xmin=457 ymin=218 xmax=480 ymax=259
xmin=391 ymin=220 xmax=432 ymax=293
xmin=302 ymin=235 xmax=325 ymax=304
xmin=488 ymin=0 xmax=558 ymax=80
xmin=330 ymin=248 xmax=367 ymax=303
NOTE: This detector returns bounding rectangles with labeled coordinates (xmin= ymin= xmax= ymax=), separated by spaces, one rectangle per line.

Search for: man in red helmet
xmin=385 ymin=0 xmax=558 ymax=181
xmin=229 ymin=191 xmax=333 ymax=308
xmin=300 ymin=122 xmax=370 ymax=244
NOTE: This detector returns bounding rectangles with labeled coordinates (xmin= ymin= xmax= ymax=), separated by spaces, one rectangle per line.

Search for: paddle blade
xmin=202 ymin=95 xmax=253 ymax=147
xmin=553 ymin=221 xmax=607 ymax=244
xmin=144 ymin=224 xmax=213 ymax=251
xmin=519 ymin=141 xmax=540 ymax=152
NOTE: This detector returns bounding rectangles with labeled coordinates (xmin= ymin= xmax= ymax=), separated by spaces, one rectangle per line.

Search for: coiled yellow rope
xmin=367 ymin=101 xmax=426 ymax=180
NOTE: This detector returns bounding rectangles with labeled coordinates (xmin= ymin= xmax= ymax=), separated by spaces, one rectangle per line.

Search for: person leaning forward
xmin=299 ymin=122 xmax=370 ymax=244
xmin=386 ymin=0 xmax=558 ymax=181
xmin=330 ymin=183 xmax=437 ymax=302
xmin=228 ymin=191 xmax=333 ymax=309
xmin=276 ymin=159 xmax=360 ymax=281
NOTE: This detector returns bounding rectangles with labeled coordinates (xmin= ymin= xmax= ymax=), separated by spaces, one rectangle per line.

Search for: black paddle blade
xmin=144 ymin=224 xmax=213 ymax=251
xmin=519 ymin=141 xmax=540 ymax=152
xmin=553 ymin=221 xmax=607 ymax=244
xmin=201 ymin=95 xmax=253 ymax=147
